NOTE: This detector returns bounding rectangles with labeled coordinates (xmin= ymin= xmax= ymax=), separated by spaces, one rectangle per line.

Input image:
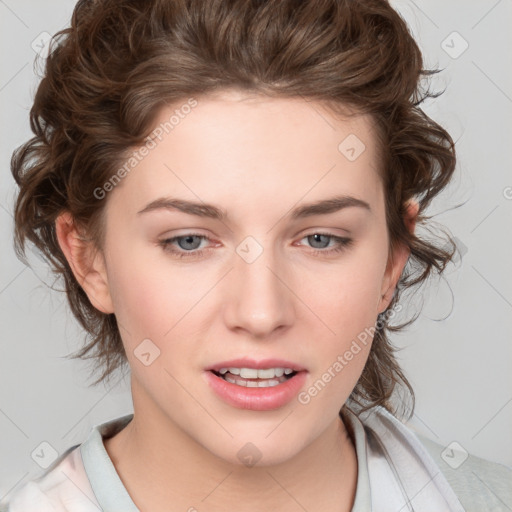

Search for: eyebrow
xmin=137 ymin=194 xmax=371 ymax=220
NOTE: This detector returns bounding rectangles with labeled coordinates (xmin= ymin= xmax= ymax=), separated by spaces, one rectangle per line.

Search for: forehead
xmin=148 ymin=90 xmax=380 ymax=165
xmin=107 ymin=90 xmax=384 ymax=221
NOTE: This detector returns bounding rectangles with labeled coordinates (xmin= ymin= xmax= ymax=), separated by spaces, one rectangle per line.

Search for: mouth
xmin=204 ymin=358 xmax=307 ymax=410
xmin=210 ymin=367 xmax=298 ymax=388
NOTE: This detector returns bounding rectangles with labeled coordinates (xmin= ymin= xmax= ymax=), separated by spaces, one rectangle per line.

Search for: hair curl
xmin=11 ymin=0 xmax=458 ymax=420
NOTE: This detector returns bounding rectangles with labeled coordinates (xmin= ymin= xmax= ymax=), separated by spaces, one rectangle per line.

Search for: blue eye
xmin=158 ymin=232 xmax=353 ymax=259
xmin=158 ymin=233 xmax=209 ymax=259
xmin=303 ymin=233 xmax=352 ymax=253
xmin=300 ymin=233 xmax=354 ymax=257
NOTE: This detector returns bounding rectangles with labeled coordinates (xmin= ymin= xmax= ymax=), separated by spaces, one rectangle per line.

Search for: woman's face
xmin=95 ymin=90 xmax=408 ymax=465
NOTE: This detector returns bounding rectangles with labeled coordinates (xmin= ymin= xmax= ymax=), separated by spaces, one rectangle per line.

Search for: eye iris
xmin=178 ymin=235 xmax=202 ymax=250
xmin=308 ymin=234 xmax=330 ymax=249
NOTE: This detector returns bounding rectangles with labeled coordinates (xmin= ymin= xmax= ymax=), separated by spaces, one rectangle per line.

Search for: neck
xmin=104 ymin=396 xmax=358 ymax=512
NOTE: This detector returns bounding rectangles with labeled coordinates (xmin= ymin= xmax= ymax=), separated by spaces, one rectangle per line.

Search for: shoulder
xmin=416 ymin=432 xmax=512 ymax=512
xmin=1 ymin=414 xmax=133 ymax=512
xmin=1 ymin=445 xmax=101 ymax=512
xmin=1 ymin=482 xmax=57 ymax=512
xmin=353 ymin=404 xmax=512 ymax=511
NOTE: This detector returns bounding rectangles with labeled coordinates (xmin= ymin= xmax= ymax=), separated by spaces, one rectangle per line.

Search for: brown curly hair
xmin=11 ymin=0 xmax=457 ymax=420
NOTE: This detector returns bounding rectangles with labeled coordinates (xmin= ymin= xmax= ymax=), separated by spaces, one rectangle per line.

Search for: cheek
xmin=307 ymin=251 xmax=386 ymax=339
xmin=103 ymin=239 xmax=218 ymax=374
xmin=302 ymin=278 xmax=379 ymax=411
xmin=103 ymin=240 xmax=180 ymax=345
xmin=301 ymin=245 xmax=386 ymax=394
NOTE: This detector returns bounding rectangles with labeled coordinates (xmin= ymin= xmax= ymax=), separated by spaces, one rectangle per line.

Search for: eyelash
xmin=158 ymin=232 xmax=353 ymax=259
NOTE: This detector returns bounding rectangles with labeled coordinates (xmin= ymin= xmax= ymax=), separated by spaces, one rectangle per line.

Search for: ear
xmin=55 ymin=211 xmax=114 ymax=314
xmin=377 ymin=199 xmax=419 ymax=314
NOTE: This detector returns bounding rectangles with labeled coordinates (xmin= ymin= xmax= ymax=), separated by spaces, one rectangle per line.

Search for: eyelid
xmin=299 ymin=227 xmax=351 ymax=238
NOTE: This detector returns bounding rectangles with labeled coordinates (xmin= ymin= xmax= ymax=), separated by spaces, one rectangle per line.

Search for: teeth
xmin=258 ymin=379 xmax=280 ymax=387
xmin=240 ymin=368 xmax=258 ymax=378
xmin=216 ymin=366 xmax=298 ymax=388
xmin=217 ymin=367 xmax=295 ymax=378
xmin=225 ymin=375 xmax=242 ymax=385
xmin=225 ymin=375 xmax=283 ymax=387
xmin=258 ymin=368 xmax=282 ymax=379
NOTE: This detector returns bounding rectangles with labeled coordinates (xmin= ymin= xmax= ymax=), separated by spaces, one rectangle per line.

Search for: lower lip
xmin=204 ymin=370 xmax=308 ymax=411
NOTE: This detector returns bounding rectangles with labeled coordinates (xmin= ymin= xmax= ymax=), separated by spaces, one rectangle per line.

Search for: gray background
xmin=1 ymin=0 xmax=511 ymax=502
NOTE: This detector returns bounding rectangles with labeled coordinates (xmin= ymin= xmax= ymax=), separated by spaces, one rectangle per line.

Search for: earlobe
xmin=55 ymin=212 xmax=114 ymax=314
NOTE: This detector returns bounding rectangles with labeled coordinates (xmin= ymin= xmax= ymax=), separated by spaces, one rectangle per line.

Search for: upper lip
xmin=206 ymin=358 xmax=307 ymax=372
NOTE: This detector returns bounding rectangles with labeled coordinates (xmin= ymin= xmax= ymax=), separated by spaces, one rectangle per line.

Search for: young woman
xmin=3 ymin=0 xmax=511 ymax=511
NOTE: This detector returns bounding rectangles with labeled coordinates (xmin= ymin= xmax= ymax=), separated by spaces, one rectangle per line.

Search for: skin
xmin=56 ymin=89 xmax=418 ymax=512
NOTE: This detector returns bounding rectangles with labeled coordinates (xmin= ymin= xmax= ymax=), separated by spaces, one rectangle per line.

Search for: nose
xmin=223 ymin=243 xmax=296 ymax=339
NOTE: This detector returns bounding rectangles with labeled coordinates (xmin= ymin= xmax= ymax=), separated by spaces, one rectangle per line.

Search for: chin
xmin=202 ymin=431 xmax=308 ymax=469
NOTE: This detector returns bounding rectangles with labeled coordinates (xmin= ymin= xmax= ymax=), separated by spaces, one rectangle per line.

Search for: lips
xmin=205 ymin=358 xmax=306 ymax=373
xmin=203 ymin=357 xmax=308 ymax=410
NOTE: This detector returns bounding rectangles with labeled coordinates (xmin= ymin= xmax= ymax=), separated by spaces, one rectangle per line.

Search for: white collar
xmin=348 ymin=405 xmax=465 ymax=511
